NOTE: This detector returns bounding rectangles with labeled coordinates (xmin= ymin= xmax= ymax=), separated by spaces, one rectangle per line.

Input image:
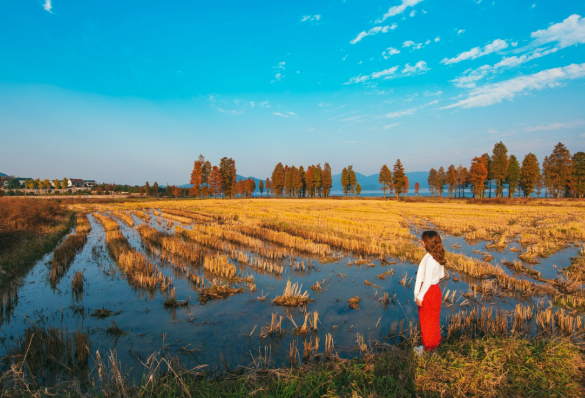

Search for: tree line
xmin=270 ymin=162 xmax=333 ymax=198
xmin=426 ymin=142 xmax=585 ymax=198
xmin=377 ymin=159 xmax=410 ymax=198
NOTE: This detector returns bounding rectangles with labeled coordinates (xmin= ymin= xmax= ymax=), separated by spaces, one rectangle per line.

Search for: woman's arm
xmin=413 ymin=255 xmax=426 ymax=300
xmin=416 ymin=256 xmax=437 ymax=303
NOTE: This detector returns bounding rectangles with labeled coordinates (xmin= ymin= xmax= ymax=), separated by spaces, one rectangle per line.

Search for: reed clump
xmin=4 ymin=326 xmax=89 ymax=380
xmin=273 ymin=281 xmax=312 ymax=307
xmin=198 ymin=282 xmax=245 ymax=304
xmin=71 ymin=269 xmax=86 ymax=300
xmin=0 ymin=283 xmax=18 ymax=326
xmin=164 ymin=287 xmax=189 ymax=308
xmin=260 ymin=313 xmax=285 ymax=338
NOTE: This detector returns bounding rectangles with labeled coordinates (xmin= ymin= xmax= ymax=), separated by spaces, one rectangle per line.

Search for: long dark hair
xmin=422 ymin=230 xmax=446 ymax=265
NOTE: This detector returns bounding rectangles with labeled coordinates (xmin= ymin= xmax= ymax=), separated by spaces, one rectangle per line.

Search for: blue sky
xmin=1 ymin=0 xmax=584 ymax=185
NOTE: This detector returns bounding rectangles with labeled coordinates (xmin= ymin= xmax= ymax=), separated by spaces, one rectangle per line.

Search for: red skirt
xmin=417 ymin=283 xmax=442 ymax=351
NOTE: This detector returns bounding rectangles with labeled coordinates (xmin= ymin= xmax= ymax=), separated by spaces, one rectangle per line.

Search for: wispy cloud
xmin=273 ymin=112 xmax=297 ymax=119
xmin=383 ymin=122 xmax=402 ymax=129
xmin=441 ymin=39 xmax=508 ymax=65
xmin=271 ymin=61 xmax=286 ymax=83
xmin=43 ymin=0 xmax=52 ymax=13
xmin=451 ymin=47 xmax=559 ymax=88
xmin=450 ymin=15 xmax=585 ymax=88
xmin=402 ymin=36 xmax=438 ymax=51
xmin=402 ymin=61 xmax=429 ymax=75
xmin=382 ymin=47 xmax=400 ymax=59
xmin=424 ymin=90 xmax=443 ymax=96
xmin=457 ymin=29 xmax=465 ymax=36
xmin=350 ymin=24 xmax=397 ymax=44
xmin=345 ymin=66 xmax=399 ymax=84
xmin=217 ymin=108 xmax=244 ymax=116
xmin=386 ymin=108 xmax=417 ymax=118
xmin=403 ymin=40 xmax=423 ymax=50
xmin=376 ymin=0 xmax=424 ymax=23
xmin=524 ymin=120 xmax=583 ymax=132
xmin=345 ymin=60 xmax=428 ymax=84
xmin=301 ymin=15 xmax=321 ymax=22
xmin=442 ymin=63 xmax=585 ymax=109
xmin=531 ymin=14 xmax=585 ymax=48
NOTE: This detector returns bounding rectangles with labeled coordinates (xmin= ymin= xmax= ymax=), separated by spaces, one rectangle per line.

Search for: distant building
xmin=1 ymin=178 xmax=30 ymax=188
xmin=84 ymin=180 xmax=97 ymax=187
xmin=68 ymin=178 xmax=85 ymax=188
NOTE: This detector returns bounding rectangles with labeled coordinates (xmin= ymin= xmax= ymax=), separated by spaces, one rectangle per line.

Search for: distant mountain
xmin=331 ymin=171 xmax=430 ymax=191
xmin=0 ymin=172 xmax=9 ymax=178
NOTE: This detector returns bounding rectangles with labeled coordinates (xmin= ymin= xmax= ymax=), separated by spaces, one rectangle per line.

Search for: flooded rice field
xmin=1 ymin=200 xmax=585 ymax=384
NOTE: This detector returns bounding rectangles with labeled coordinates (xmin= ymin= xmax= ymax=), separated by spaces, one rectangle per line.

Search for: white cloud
xmin=442 ymin=63 xmax=585 ymax=109
xmin=386 ymin=108 xmax=417 ymax=118
xmin=271 ymin=62 xmax=286 ymax=83
xmin=410 ymin=10 xmax=416 ymax=17
xmin=457 ymin=29 xmax=465 ymax=36
xmin=350 ymin=24 xmax=397 ymax=44
xmin=345 ymin=66 xmax=399 ymax=84
xmin=449 ymin=15 xmax=585 ymax=87
xmin=424 ymin=90 xmax=443 ymax=96
xmin=377 ymin=0 xmax=424 ymax=23
xmin=43 ymin=0 xmax=52 ymax=13
xmin=402 ymin=61 xmax=429 ymax=75
xmin=273 ymin=112 xmax=297 ymax=118
xmin=346 ymin=61 xmax=428 ymax=84
xmin=402 ymin=36 xmax=439 ymax=51
xmin=532 ymin=4 xmax=536 ymax=8
xmin=382 ymin=47 xmax=400 ymax=59
xmin=383 ymin=122 xmax=402 ymax=129
xmin=403 ymin=40 xmax=423 ymax=50
xmin=217 ymin=108 xmax=244 ymax=116
xmin=441 ymin=39 xmax=508 ymax=64
xmin=524 ymin=120 xmax=583 ymax=132
xmin=530 ymin=14 xmax=585 ymax=49
xmin=301 ymin=15 xmax=321 ymax=22
xmin=451 ymin=47 xmax=559 ymax=88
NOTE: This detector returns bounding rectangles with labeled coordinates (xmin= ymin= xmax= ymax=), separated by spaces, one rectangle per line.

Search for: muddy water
xmin=0 ymin=211 xmax=579 ymax=382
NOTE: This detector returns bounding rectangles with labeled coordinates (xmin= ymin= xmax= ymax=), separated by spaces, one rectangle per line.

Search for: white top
xmin=414 ymin=253 xmax=445 ymax=302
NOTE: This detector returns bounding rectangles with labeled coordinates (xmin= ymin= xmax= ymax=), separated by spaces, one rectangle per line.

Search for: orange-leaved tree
xmin=469 ymin=157 xmax=488 ymax=198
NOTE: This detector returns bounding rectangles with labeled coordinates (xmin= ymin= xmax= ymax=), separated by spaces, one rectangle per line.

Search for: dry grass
xmin=0 ymin=198 xmax=72 ymax=285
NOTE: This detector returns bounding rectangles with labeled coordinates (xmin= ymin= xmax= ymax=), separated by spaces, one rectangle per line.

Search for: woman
xmin=413 ymin=230 xmax=446 ymax=354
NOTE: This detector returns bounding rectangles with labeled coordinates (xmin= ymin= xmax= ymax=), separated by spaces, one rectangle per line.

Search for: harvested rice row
xmin=133 ymin=210 xmax=151 ymax=223
xmin=50 ymin=213 xmax=91 ymax=288
xmin=160 ymin=208 xmax=220 ymax=223
xmin=160 ymin=211 xmax=192 ymax=225
xmin=177 ymin=226 xmax=287 ymax=261
xmin=138 ymin=224 xmax=204 ymax=264
xmin=234 ymin=224 xmax=330 ymax=256
xmin=105 ymin=228 xmax=171 ymax=292
xmin=93 ymin=213 xmax=120 ymax=232
xmin=111 ymin=210 xmax=134 ymax=227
